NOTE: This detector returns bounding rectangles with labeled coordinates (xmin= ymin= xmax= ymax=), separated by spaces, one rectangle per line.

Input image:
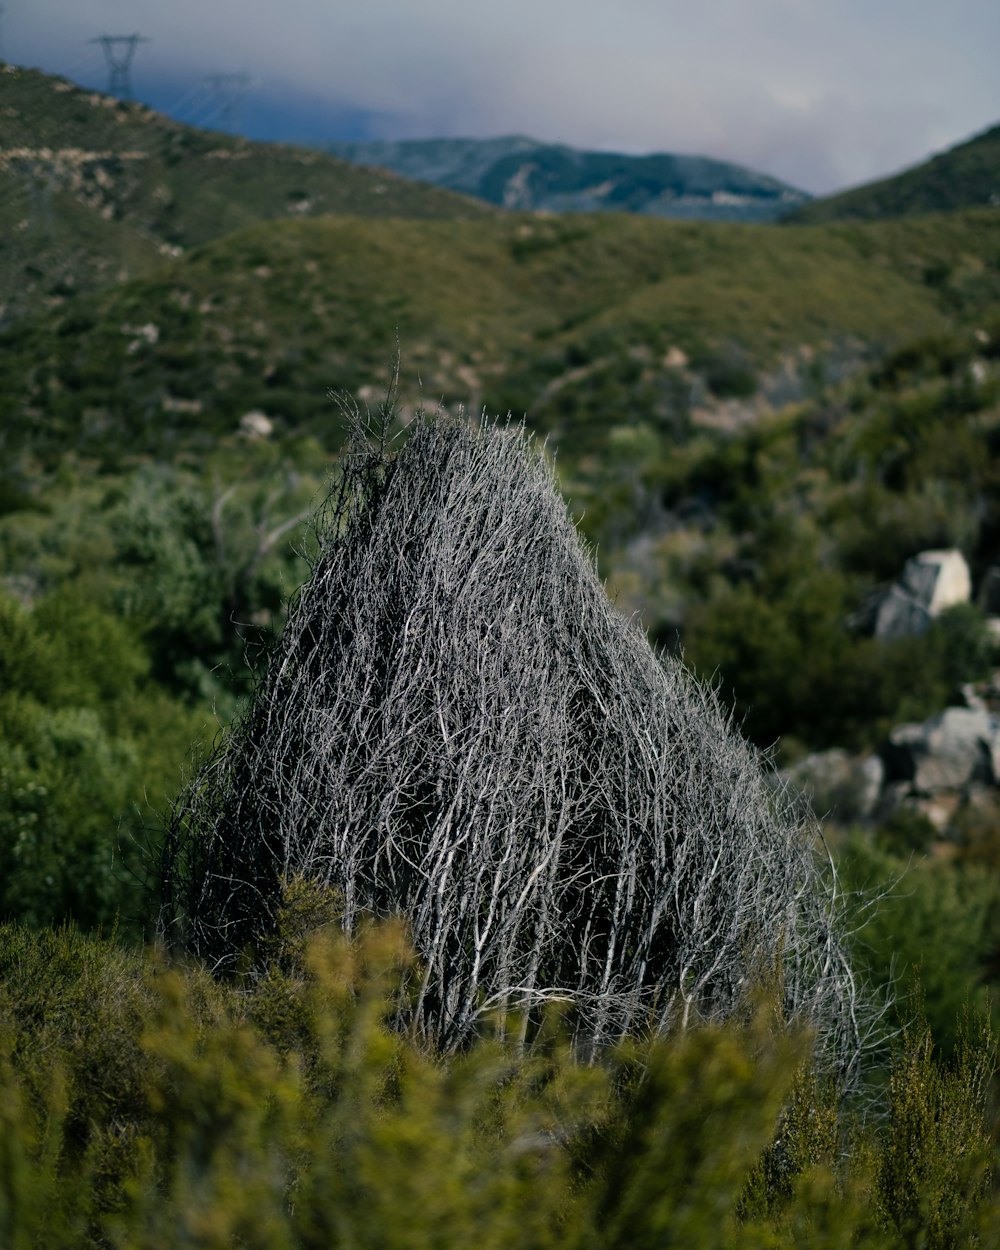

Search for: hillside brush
xmin=160 ymin=402 xmax=872 ymax=1081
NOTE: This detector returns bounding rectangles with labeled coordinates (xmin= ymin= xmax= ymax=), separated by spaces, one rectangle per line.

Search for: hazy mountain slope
xmin=786 ymin=122 xmax=1000 ymax=223
xmin=5 ymin=207 xmax=999 ymax=472
xmin=327 ymin=135 xmax=811 ymax=222
xmin=0 ymin=62 xmax=494 ymax=323
xmin=326 ymin=136 xmax=542 ymax=196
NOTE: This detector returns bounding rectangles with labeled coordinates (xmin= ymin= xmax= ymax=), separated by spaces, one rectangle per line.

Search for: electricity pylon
xmin=90 ymin=33 xmax=149 ymax=100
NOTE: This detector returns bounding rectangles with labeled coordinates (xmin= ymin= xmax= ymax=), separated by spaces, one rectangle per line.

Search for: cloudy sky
xmin=8 ymin=0 xmax=1000 ymax=194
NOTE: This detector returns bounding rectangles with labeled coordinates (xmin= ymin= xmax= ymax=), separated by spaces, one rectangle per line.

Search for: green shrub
xmin=0 ymin=702 xmax=136 ymax=928
xmin=685 ymin=544 xmax=994 ymax=751
xmin=696 ymin=344 xmax=759 ymax=400
xmin=840 ymin=836 xmax=1000 ymax=1051
xmin=0 ymin=591 xmax=211 ymax=933
xmin=875 ymin=1017 xmax=996 ymax=1250
xmin=108 ymin=462 xmax=311 ymax=705
xmin=594 ymin=1011 xmax=805 ymax=1248
xmin=0 ymin=917 xmax=996 ymax=1249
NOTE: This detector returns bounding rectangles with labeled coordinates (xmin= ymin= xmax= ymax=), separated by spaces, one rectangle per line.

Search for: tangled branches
xmin=161 ymin=405 xmax=871 ymax=1080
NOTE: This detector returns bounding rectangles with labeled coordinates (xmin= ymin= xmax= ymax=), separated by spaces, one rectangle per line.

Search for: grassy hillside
xmin=786 ymin=121 xmax=1000 ymax=224
xmin=0 ymin=62 xmax=494 ymax=324
xmin=3 ymin=198 xmax=999 ymax=766
xmin=4 ymin=207 xmax=1000 ymax=473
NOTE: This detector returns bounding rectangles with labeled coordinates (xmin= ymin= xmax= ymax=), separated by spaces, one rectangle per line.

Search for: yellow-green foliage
xmin=876 ymin=1018 xmax=997 ymax=1250
xmin=596 ymin=1015 xmax=806 ymax=1248
xmin=0 ymin=910 xmax=996 ymax=1250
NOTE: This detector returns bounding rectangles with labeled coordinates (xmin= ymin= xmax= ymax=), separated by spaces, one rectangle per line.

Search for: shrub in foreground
xmin=0 ymin=916 xmax=995 ymax=1250
xmin=162 ymin=406 xmax=867 ymax=1079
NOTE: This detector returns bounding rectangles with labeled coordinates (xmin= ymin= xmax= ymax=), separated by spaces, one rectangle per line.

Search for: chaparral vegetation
xmin=1 ymin=61 xmax=1000 ymax=1248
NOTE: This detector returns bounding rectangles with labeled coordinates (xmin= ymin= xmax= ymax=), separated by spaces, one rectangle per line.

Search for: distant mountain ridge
xmin=326 ymin=135 xmax=812 ymax=223
xmin=786 ymin=121 xmax=1000 ymax=224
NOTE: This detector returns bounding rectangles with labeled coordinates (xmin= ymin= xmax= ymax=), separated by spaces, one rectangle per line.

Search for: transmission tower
xmin=89 ymin=33 xmax=149 ymax=100
xmin=203 ymin=72 xmax=253 ymax=134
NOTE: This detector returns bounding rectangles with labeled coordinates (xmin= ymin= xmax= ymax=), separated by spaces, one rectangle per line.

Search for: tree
xmin=161 ymin=404 xmax=870 ymax=1078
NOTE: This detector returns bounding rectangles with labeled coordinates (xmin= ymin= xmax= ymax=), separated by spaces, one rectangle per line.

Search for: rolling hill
xmin=0 ymin=63 xmax=494 ymax=325
xmin=3 ymin=206 xmax=999 ymax=475
xmin=786 ymin=121 xmax=1000 ymax=224
xmin=325 ymin=135 xmax=812 ymax=222
xmin=3 ymin=60 xmax=998 ymax=487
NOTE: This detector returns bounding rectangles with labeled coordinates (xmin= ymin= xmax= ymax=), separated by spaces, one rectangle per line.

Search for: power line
xmin=89 ymin=32 xmax=149 ymax=100
xmin=163 ymin=80 xmax=208 ymax=120
xmin=203 ymin=72 xmax=253 ymax=134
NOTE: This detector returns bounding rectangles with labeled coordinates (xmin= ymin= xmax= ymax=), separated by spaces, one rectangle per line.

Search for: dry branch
xmin=161 ymin=404 xmax=873 ymax=1080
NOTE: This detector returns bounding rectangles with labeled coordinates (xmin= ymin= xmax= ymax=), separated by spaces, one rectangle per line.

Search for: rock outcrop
xmin=873 ymin=549 xmax=972 ymax=640
xmin=882 ymin=707 xmax=1000 ymax=794
xmin=785 ymin=749 xmax=884 ymax=823
xmin=784 ymin=689 xmax=1000 ymax=839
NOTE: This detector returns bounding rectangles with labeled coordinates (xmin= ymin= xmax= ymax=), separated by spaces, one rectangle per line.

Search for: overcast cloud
xmin=7 ymin=0 xmax=1000 ymax=193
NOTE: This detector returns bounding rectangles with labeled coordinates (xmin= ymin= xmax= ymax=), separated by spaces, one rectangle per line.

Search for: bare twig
xmin=160 ymin=406 xmax=876 ymax=1083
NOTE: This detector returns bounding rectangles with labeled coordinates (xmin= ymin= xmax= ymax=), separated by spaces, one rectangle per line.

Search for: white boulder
xmin=874 ymin=549 xmax=971 ymax=640
xmin=240 ymin=410 xmax=273 ymax=439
